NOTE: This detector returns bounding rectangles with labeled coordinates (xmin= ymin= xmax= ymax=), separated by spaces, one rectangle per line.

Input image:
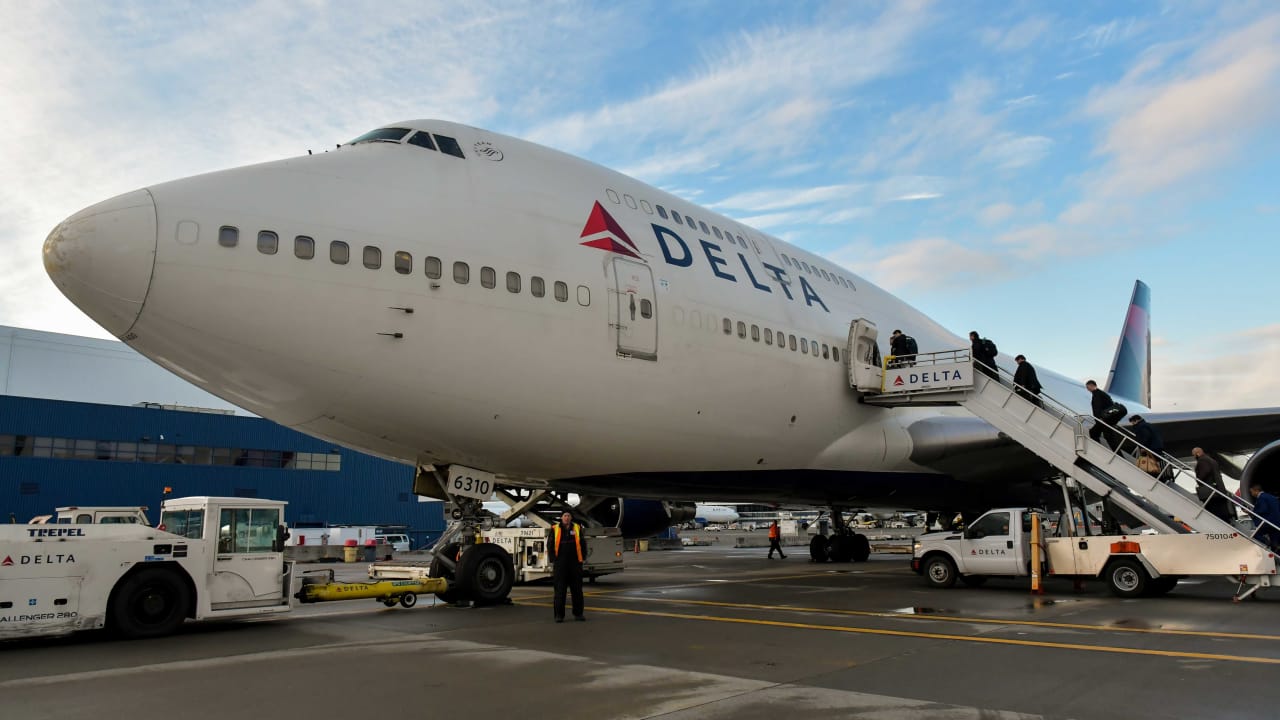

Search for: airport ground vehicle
xmin=911 ymin=505 xmax=1279 ymax=598
xmin=371 ymin=525 xmax=623 ymax=584
xmin=29 ymin=505 xmax=151 ymax=525
xmin=0 ymin=495 xmax=510 ymax=641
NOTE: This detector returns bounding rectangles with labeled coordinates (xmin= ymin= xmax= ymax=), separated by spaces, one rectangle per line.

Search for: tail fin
xmin=1105 ymin=280 xmax=1151 ymax=407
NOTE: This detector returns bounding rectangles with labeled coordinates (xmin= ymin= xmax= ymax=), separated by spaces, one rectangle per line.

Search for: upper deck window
xmin=407 ymin=132 xmax=437 ymax=151
xmin=363 ymin=246 xmax=381 ymax=270
xmin=257 ymin=231 xmax=278 ymax=255
xmin=349 ymin=127 xmax=411 ymax=145
xmin=218 ymin=226 xmax=239 ymax=248
xmin=434 ymin=134 xmax=465 ymax=158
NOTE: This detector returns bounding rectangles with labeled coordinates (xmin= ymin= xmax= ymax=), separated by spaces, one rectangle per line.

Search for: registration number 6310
xmin=446 ymin=466 xmax=496 ymax=500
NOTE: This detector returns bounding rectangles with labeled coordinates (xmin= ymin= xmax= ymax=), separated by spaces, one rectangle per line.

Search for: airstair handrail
xmin=977 ymin=355 xmax=1280 ymax=544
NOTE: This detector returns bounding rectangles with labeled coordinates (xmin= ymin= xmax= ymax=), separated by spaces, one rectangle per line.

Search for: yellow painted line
xmin=518 ymin=601 xmax=1280 ymax=665
xmin=595 ymin=595 xmax=1280 ymax=642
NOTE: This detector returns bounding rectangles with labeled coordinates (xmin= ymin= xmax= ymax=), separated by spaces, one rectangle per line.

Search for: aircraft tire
xmin=809 ymin=535 xmax=829 ymax=563
xmin=826 ymin=536 xmax=853 ymax=563
xmin=456 ymin=543 xmax=515 ymax=604
xmin=851 ymin=534 xmax=871 ymax=562
xmin=430 ymin=543 xmax=465 ymax=603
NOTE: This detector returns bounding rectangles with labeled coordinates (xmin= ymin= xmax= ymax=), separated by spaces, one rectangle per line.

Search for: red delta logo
xmin=1 ymin=556 xmax=12 ymax=566
xmin=893 ymin=376 xmax=905 ymax=386
xmin=579 ymin=201 xmax=641 ymax=260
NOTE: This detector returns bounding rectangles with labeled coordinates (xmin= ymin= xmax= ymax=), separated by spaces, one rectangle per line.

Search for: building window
xmin=640 ymin=299 xmax=652 ymax=318
xmin=218 ymin=226 xmax=239 ymax=248
xmin=531 ymin=276 xmax=545 ymax=297
xmin=453 ymin=262 xmax=470 ymax=284
xmin=723 ymin=318 xmax=732 ymax=335
xmin=554 ymin=281 xmax=568 ymax=302
xmin=577 ymin=285 xmax=590 ymax=306
xmin=394 ymin=251 xmax=412 ymax=274
xmin=363 ymin=246 xmax=381 ymax=269
xmin=506 ymin=271 xmax=521 ymax=293
xmin=294 ymin=236 xmax=315 ymax=259
xmin=330 ymin=241 xmax=349 ymax=265
xmin=257 ymin=231 xmax=278 ymax=255
xmin=481 ymin=266 xmax=496 ymax=288
xmin=425 ymin=256 xmax=442 ymax=279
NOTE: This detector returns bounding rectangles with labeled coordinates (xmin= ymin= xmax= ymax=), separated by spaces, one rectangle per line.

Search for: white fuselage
xmin=44 ymin=120 xmax=1096 ymax=496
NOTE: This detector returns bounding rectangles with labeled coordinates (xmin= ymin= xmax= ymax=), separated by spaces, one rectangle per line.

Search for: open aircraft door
xmin=847 ymin=318 xmax=883 ymax=392
xmin=611 ymin=258 xmax=657 ymax=361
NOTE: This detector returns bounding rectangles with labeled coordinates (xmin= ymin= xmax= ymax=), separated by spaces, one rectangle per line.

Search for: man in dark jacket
xmin=1085 ymin=380 xmax=1116 ymax=448
xmin=1247 ymin=482 xmax=1280 ymax=550
xmin=1012 ymin=355 xmax=1043 ymax=407
xmin=550 ymin=512 xmax=588 ymax=622
xmin=888 ymin=330 xmax=916 ymax=368
xmin=1192 ymin=447 xmax=1234 ymax=522
xmin=969 ymin=331 xmax=998 ymax=379
xmin=1127 ymin=414 xmax=1166 ymax=479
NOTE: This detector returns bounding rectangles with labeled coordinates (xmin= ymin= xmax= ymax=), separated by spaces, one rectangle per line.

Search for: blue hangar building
xmin=0 ymin=326 xmax=444 ymax=547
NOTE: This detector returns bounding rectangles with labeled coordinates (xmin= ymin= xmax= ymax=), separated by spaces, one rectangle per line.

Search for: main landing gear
xmin=808 ymin=508 xmax=872 ymax=564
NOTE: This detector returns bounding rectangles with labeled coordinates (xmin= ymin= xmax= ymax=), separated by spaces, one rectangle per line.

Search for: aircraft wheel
xmin=809 ymin=535 xmax=829 ymax=563
xmin=826 ymin=536 xmax=853 ymax=563
xmin=430 ymin=543 xmax=465 ymax=603
xmin=1106 ymin=558 xmax=1149 ymax=598
xmin=851 ymin=534 xmax=871 ymax=562
xmin=456 ymin=543 xmax=515 ymax=604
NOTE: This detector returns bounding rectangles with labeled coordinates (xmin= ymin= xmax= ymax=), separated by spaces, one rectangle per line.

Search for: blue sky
xmin=1 ymin=1 xmax=1277 ymax=411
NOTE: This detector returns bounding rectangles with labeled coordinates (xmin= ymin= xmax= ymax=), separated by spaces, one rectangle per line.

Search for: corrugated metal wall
xmin=0 ymin=396 xmax=443 ymax=546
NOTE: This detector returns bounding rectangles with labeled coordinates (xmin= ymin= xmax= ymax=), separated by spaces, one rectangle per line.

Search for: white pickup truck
xmin=910 ymin=506 xmax=1278 ymax=598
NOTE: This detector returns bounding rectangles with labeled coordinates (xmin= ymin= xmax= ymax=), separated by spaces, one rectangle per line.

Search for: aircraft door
xmin=611 ymin=258 xmax=657 ymax=361
xmin=210 ymin=506 xmax=286 ymax=609
xmin=847 ymin=318 xmax=883 ymax=391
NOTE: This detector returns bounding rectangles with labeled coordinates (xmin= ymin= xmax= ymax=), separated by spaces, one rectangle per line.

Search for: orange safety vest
xmin=768 ymin=524 xmax=780 ymax=540
xmin=553 ymin=523 xmax=584 ymax=563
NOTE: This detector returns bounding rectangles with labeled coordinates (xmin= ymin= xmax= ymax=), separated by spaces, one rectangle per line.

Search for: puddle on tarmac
xmin=1026 ymin=598 xmax=1081 ymax=610
xmin=1107 ymin=618 xmax=1164 ymax=630
xmin=890 ymin=607 xmax=955 ymax=615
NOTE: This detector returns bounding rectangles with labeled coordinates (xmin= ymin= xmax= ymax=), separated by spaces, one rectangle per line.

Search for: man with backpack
xmin=889 ymin=329 xmax=917 ymax=368
xmin=969 ymin=331 xmax=999 ymax=379
xmin=1085 ymin=380 xmax=1125 ymax=450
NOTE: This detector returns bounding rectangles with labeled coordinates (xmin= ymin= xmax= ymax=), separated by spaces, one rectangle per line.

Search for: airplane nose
xmin=43 ymin=189 xmax=157 ymax=337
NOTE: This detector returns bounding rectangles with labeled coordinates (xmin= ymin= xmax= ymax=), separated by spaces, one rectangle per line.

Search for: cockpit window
xmin=407 ymin=132 xmax=436 ymax=151
xmin=434 ymin=134 xmax=465 ymax=159
xmin=348 ymin=127 xmax=411 ymax=145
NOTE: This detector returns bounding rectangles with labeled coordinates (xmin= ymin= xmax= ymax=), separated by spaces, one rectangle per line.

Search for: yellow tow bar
xmin=296 ymin=573 xmax=449 ymax=608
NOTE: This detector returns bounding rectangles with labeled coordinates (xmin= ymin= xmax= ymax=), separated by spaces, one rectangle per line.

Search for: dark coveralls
xmin=551 ymin=522 xmax=586 ymax=621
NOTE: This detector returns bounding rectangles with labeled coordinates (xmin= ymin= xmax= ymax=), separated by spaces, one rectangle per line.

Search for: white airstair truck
xmin=847 ymin=319 xmax=1280 ymax=601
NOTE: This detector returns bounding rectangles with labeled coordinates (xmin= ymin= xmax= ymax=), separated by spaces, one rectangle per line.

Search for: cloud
xmin=981 ymin=16 xmax=1053 ymax=53
xmin=1154 ymin=324 xmax=1280 ymax=410
xmin=978 ymin=202 xmax=1016 ymax=225
xmin=710 ymin=184 xmax=865 ymax=212
xmin=828 ymin=237 xmax=1007 ymax=290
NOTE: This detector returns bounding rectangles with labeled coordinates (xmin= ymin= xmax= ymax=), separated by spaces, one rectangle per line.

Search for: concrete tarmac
xmin=2 ymin=544 xmax=1279 ymax=720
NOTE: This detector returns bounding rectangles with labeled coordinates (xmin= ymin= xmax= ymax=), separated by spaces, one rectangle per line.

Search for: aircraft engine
xmin=1239 ymin=440 xmax=1280 ymax=496
xmin=586 ymin=499 xmax=696 ymax=538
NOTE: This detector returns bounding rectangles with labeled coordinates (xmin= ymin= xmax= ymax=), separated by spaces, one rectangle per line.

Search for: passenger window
xmin=407 ymin=132 xmax=436 ymax=150
xmin=434 ymin=134 xmax=465 ymax=158
xmin=821 ymin=269 xmax=831 ymax=281
xmin=453 ymin=261 xmax=470 ymax=284
xmin=531 ymin=276 xmax=545 ymax=297
xmin=764 ymin=328 xmax=773 ymax=345
xmin=576 ymin=285 xmax=590 ymax=306
xmin=623 ymin=194 xmax=637 ymax=209
xmin=554 ymin=281 xmax=568 ymax=302
xmin=822 ymin=343 xmax=830 ymax=359
xmin=606 ymin=189 xmax=620 ymax=204
xmin=801 ymin=338 xmax=809 ymax=354
xmin=751 ymin=325 xmax=760 ymax=342
xmin=781 ymin=253 xmax=791 ymax=265
xmin=737 ymin=321 xmax=746 ymax=339
xmin=330 ymin=241 xmax=349 ymax=265
xmin=789 ymin=335 xmax=797 ymax=351
xmin=812 ymin=340 xmax=819 ymax=357
xmin=218 ymin=226 xmax=239 ymax=248
xmin=257 ymin=231 xmax=278 ymax=255
xmin=736 ymin=235 xmax=746 ymax=248
xmin=802 ymin=261 xmax=812 ymax=273
xmin=506 ymin=272 xmax=521 ymax=293
xmin=656 ymin=205 xmax=668 ymax=220
xmin=699 ymin=221 xmax=710 ymax=235
xmin=425 ymin=256 xmax=442 ymax=279
xmin=363 ymin=246 xmax=381 ymax=269
xmin=640 ymin=299 xmax=652 ymax=319
xmin=723 ymin=318 xmax=732 ymax=335
xmin=713 ymin=227 xmax=723 ymax=240
xmin=672 ymin=211 xmax=683 ymax=225
xmin=394 ymin=251 xmax=412 ymax=274
xmin=294 ymin=236 xmax=315 ymax=259
xmin=481 ymin=266 xmax=496 ymax=288
xmin=640 ymin=200 xmax=653 ymax=214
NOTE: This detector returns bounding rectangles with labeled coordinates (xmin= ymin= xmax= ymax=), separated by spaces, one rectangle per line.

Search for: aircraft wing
xmin=1143 ymin=408 xmax=1280 ymax=456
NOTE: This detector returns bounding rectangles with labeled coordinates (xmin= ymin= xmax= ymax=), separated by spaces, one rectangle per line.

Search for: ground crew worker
xmin=550 ymin=511 xmax=587 ymax=622
xmin=767 ymin=520 xmax=786 ymax=559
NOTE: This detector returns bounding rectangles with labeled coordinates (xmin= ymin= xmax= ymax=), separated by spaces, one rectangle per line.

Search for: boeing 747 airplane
xmin=42 ymin=120 xmax=1280 ymax=550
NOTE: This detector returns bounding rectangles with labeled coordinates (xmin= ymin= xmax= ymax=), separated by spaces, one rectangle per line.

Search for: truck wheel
xmin=456 ymin=543 xmax=515 ymax=604
xmin=382 ymin=598 xmax=399 ymax=607
xmin=923 ymin=555 xmax=958 ymax=589
xmin=960 ymin=575 xmax=988 ymax=587
xmin=826 ymin=536 xmax=853 ymax=563
xmin=1146 ymin=576 xmax=1178 ymax=597
xmin=399 ymin=592 xmax=418 ymax=608
xmin=851 ymin=534 xmax=871 ymax=562
xmin=429 ymin=543 xmax=464 ymax=603
xmin=1106 ymin=558 xmax=1149 ymax=598
xmin=110 ymin=568 xmax=190 ymax=639
xmin=809 ymin=535 xmax=829 ymax=563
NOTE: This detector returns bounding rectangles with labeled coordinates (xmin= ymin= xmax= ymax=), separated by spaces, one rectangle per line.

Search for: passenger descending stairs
xmin=859 ymin=351 xmax=1271 ymax=544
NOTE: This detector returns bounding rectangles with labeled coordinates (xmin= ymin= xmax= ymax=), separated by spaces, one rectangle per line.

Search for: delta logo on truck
xmin=2 ymin=554 xmax=77 ymax=566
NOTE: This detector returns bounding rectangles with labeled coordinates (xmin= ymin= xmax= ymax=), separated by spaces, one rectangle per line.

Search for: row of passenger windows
xmin=0 ymin=435 xmax=342 ymax=470
xmin=721 ymin=318 xmax=842 ymax=363
xmin=216 ymin=227 xmax=590 ymax=305
xmin=605 ymin=188 xmax=855 ymax=290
